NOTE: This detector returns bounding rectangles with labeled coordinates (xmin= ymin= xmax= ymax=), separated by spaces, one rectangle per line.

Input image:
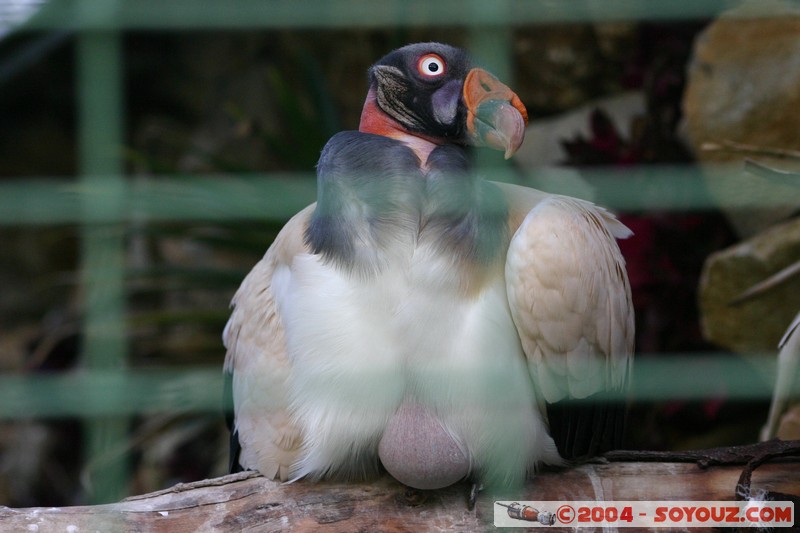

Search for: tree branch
xmin=2 ymin=457 xmax=799 ymax=532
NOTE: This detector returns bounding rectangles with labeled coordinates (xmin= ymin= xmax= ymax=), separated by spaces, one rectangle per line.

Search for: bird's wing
xmin=222 ymin=204 xmax=315 ymax=480
xmin=500 ymin=183 xmax=634 ymax=459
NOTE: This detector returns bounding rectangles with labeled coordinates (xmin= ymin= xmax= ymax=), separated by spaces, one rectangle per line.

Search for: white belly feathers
xmin=275 ymin=242 xmax=559 ymax=487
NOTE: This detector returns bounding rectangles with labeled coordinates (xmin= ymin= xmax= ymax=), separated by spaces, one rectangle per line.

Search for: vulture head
xmin=360 ymin=42 xmax=528 ymax=159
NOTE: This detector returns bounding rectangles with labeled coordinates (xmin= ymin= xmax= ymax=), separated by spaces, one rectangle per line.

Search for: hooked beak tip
xmin=471 ymin=101 xmax=526 ymax=159
xmin=502 ymin=108 xmax=525 ymax=159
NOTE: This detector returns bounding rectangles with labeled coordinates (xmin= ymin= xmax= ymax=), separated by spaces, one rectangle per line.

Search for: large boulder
xmin=700 ymin=217 xmax=800 ymax=353
xmin=683 ymin=0 xmax=800 ymax=237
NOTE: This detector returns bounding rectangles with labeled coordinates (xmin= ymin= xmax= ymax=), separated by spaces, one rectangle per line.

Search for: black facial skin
xmin=368 ymin=42 xmax=474 ymax=142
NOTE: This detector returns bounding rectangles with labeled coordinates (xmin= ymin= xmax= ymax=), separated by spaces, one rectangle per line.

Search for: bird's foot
xmin=583 ymin=455 xmax=610 ymax=465
xmin=467 ymin=482 xmax=483 ymax=511
xmin=400 ymin=487 xmax=428 ymax=507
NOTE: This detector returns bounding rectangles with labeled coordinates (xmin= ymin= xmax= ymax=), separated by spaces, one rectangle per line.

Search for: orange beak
xmin=463 ymin=68 xmax=528 ymax=159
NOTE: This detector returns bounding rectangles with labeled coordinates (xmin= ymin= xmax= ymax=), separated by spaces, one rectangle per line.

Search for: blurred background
xmin=1 ymin=0 xmax=799 ymax=507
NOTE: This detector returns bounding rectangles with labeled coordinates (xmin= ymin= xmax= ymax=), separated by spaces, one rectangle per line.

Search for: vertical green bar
xmin=468 ymin=3 xmax=515 ymax=174
xmin=77 ymin=29 xmax=129 ymax=504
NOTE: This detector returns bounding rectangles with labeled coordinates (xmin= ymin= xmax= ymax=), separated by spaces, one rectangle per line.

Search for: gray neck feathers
xmin=305 ymin=131 xmax=508 ymax=277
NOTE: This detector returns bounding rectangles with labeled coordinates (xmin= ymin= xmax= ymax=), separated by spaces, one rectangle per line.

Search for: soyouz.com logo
xmin=494 ymin=500 xmax=795 ymax=528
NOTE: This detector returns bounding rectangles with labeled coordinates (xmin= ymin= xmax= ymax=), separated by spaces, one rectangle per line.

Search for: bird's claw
xmin=468 ymin=482 xmax=484 ymax=510
xmin=401 ymin=487 xmax=428 ymax=506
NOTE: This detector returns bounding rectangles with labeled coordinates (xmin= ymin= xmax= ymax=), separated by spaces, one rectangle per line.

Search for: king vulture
xmin=224 ymin=42 xmax=634 ymax=491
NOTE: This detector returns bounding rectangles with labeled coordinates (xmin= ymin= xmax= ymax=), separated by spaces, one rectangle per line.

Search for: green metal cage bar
xmin=1 ymin=164 xmax=796 ymax=226
xmin=0 ymin=353 xmax=779 ymax=421
xmin=77 ymin=27 xmax=130 ymax=503
xmin=22 ymin=0 xmax=764 ymax=30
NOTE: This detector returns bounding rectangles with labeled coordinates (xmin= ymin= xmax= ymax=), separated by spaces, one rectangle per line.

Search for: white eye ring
xmin=417 ymin=54 xmax=446 ymax=78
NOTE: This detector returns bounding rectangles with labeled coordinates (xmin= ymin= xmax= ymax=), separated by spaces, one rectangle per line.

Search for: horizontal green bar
xmin=630 ymin=353 xmax=777 ymax=401
xmin=3 ymin=164 xmax=798 ymax=226
xmin=0 ymin=368 xmax=227 ymax=419
xmin=0 ymin=174 xmax=317 ymax=225
xmin=22 ymin=0 xmax=747 ymax=32
xmin=0 ymin=354 xmax=778 ymax=420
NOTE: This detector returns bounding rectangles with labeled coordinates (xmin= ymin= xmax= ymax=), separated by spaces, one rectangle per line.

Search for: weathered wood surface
xmin=1 ymin=462 xmax=798 ymax=532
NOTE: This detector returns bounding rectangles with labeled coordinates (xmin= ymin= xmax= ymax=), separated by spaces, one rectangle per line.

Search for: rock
xmin=682 ymin=0 xmax=800 ymax=237
xmin=514 ymin=24 xmax=638 ymax=116
xmin=699 ymin=217 xmax=800 ymax=353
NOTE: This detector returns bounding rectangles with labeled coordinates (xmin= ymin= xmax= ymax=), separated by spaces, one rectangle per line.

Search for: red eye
xmin=417 ymin=54 xmax=446 ymax=78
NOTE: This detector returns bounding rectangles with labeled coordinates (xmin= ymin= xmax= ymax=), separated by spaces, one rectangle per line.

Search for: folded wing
xmin=222 ymin=206 xmax=314 ymax=479
xmin=504 ymin=194 xmax=634 ymax=459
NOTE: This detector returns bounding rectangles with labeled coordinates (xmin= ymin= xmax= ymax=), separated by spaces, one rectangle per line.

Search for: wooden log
xmin=1 ymin=462 xmax=798 ymax=532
